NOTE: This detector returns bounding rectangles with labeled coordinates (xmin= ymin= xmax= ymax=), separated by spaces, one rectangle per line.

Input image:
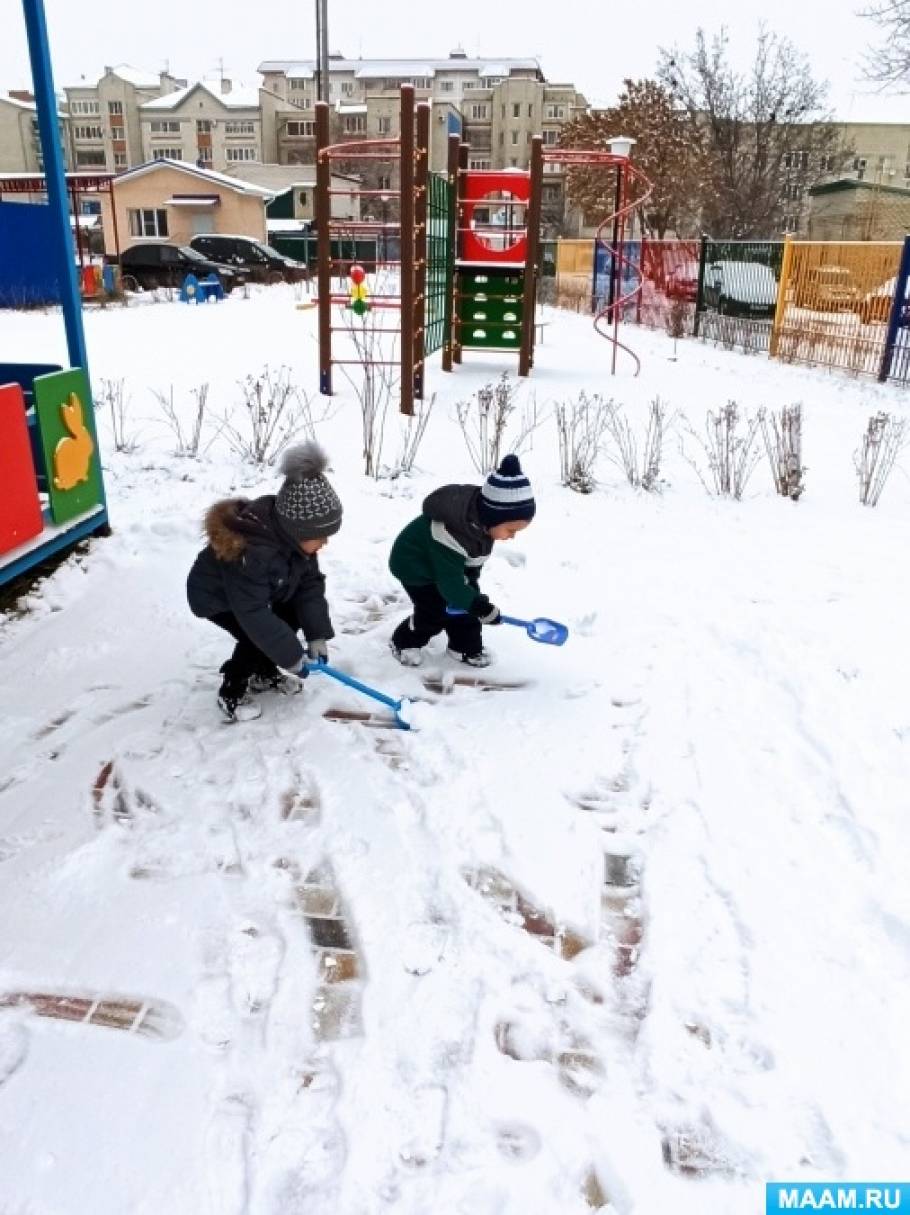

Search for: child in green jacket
xmin=388 ymin=454 xmax=535 ymax=668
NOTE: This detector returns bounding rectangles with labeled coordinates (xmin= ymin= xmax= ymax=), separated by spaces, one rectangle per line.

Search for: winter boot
xmin=446 ymin=646 xmax=493 ymax=668
xmin=248 ymin=669 xmax=304 ymax=696
xmin=217 ymin=671 xmax=262 ymax=722
xmin=389 ymin=639 xmax=424 ymax=667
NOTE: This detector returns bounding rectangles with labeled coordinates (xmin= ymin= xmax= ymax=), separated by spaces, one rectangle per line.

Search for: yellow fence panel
xmin=771 ymin=241 xmax=902 ymax=375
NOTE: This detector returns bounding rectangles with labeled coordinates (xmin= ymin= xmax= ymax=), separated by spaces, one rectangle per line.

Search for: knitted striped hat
xmin=478 ymin=454 xmax=536 ymax=527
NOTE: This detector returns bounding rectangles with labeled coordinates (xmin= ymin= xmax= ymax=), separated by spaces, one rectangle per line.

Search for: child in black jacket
xmin=187 ymin=442 xmax=342 ymax=721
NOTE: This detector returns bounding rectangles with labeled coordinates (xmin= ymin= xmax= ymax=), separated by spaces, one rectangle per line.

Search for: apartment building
xmin=64 ymin=64 xmax=186 ymax=172
xmin=0 ymin=90 xmax=70 ymax=175
xmin=256 ymin=52 xmax=587 ymax=229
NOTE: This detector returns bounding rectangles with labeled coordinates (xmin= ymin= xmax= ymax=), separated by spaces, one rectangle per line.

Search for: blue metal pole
xmin=21 ymin=0 xmax=89 ymax=373
xmin=878 ymin=234 xmax=910 ymax=384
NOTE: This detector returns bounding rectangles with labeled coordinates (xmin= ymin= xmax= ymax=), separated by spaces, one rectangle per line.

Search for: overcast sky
xmin=4 ymin=0 xmax=908 ymax=123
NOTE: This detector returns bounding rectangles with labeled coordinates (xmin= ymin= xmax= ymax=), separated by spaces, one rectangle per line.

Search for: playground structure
xmin=315 ymin=86 xmax=653 ymax=412
xmin=1 ymin=0 xmax=109 ymax=588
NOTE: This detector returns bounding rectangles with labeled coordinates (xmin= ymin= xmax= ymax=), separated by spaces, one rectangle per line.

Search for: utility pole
xmin=315 ymin=0 xmax=329 ymax=104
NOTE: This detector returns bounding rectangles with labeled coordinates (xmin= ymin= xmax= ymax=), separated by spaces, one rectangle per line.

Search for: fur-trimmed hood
xmin=204 ymin=495 xmax=290 ymax=562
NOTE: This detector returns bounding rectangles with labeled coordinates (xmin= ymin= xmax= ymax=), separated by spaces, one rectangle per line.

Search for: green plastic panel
xmin=33 ymin=367 xmax=103 ymax=525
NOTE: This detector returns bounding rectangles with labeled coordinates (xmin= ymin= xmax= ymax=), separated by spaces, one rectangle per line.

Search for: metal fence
xmin=771 ymin=240 xmax=902 ymax=377
xmin=424 ymin=172 xmax=451 ymax=357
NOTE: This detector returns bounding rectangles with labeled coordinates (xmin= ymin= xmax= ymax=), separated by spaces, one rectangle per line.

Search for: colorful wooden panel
xmin=0 ymin=382 xmax=44 ymax=557
xmin=33 ymin=367 xmax=103 ymax=526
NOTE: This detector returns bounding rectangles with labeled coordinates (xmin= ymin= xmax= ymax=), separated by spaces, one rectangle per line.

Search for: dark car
xmin=703 ymin=260 xmax=778 ymax=319
xmin=189 ymin=234 xmax=308 ymax=284
xmin=118 ymin=243 xmax=242 ymax=292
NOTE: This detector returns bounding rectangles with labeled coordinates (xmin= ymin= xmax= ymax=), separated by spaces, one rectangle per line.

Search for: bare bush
xmin=384 ymin=393 xmax=436 ymax=478
xmin=455 ymin=373 xmax=543 ymax=474
xmin=554 ymin=391 xmax=614 ymax=493
xmin=666 ymin=298 xmax=691 ymax=340
xmin=604 ymin=397 xmax=671 ymax=491
xmin=760 ymin=404 xmax=806 ymax=500
xmin=218 ymin=366 xmax=317 ymax=465
xmin=98 ymin=377 xmax=140 ymax=453
xmin=152 ymin=383 xmax=212 ymax=458
xmin=338 ymin=296 xmax=399 ymax=478
xmin=855 ymin=411 xmax=908 ymax=506
xmin=681 ymin=401 xmax=761 ymax=498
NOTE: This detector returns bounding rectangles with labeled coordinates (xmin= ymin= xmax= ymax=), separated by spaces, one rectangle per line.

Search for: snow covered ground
xmin=1 ymin=289 xmax=910 ymax=1214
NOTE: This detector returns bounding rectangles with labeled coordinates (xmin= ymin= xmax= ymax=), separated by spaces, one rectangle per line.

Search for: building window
xmin=114 ymin=152 xmax=128 ymax=169
xmin=128 ymin=207 xmax=168 ymax=238
xmin=854 ymin=156 xmax=867 ymax=180
xmin=110 ymin=123 xmax=125 ymax=140
xmin=197 ymin=148 xmax=213 ymax=166
xmin=225 ymin=120 xmax=256 ymax=135
xmin=150 ymin=120 xmax=181 ymax=134
xmin=341 ymin=82 xmax=355 ymax=96
xmin=440 ymin=80 xmax=454 ymax=92
xmin=73 ymin=124 xmax=103 ymax=140
xmin=75 ymin=150 xmax=106 ymax=167
xmin=510 ymin=157 xmax=518 ymax=167
xmin=544 ymin=104 xmax=565 ymax=120
xmin=107 ymin=100 xmax=123 ymax=116
xmin=471 ymin=103 xmax=488 ymax=120
xmin=542 ymin=128 xmax=559 ymax=146
xmin=378 ymin=116 xmax=392 ymax=134
xmin=226 ymin=146 xmax=257 ymax=161
xmin=819 ymin=154 xmax=836 ymax=172
xmin=197 ymin=119 xmax=213 ymax=133
xmin=289 ymin=77 xmax=308 ymax=91
xmin=542 ymin=184 xmax=561 ymax=203
xmin=511 ymin=130 xmax=518 ymax=145
xmin=378 ymin=172 xmax=392 ymax=190
xmin=528 ymin=103 xmax=533 ymax=118
xmin=512 ymin=102 xmax=521 ymax=118
xmin=71 ymin=99 xmax=100 ymax=115
xmin=343 ymin=115 xmax=366 ymax=133
xmin=152 ymin=147 xmax=183 ymax=160
xmin=498 ymin=132 xmax=504 ymax=146
xmin=286 ymin=120 xmax=315 ymax=137
xmin=469 ymin=158 xmax=491 ymax=170
xmin=481 ymin=77 xmax=503 ymax=88
xmin=411 ymin=77 xmax=431 ymax=89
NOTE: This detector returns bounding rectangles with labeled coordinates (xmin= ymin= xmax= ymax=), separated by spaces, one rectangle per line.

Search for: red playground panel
xmin=0 ymin=382 xmax=44 ymax=556
xmin=460 ymin=170 xmax=531 ymax=266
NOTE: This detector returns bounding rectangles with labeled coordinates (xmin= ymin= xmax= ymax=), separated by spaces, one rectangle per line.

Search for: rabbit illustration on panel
xmin=53 ymin=392 xmax=95 ymax=491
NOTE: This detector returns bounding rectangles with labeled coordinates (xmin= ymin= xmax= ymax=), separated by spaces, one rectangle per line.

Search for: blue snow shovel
xmin=446 ymin=607 xmax=569 ymax=646
xmin=302 ymin=660 xmax=413 ymax=730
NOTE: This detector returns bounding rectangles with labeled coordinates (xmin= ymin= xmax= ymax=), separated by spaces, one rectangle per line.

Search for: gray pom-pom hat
xmin=274 ymin=441 xmax=343 ymax=542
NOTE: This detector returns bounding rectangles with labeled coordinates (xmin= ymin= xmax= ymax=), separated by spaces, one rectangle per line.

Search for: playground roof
xmin=0 ymin=171 xmax=115 ymax=193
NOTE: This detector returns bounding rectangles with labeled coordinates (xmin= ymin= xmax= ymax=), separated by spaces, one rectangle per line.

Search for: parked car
xmin=857 ymin=275 xmax=908 ymax=325
xmin=793 ymin=265 xmax=859 ymax=312
xmin=118 ymin=243 xmax=242 ymax=292
xmin=189 ymin=234 xmax=308 ymax=284
xmin=666 ymin=261 xmax=699 ymax=302
xmin=703 ymin=260 xmax=778 ymax=318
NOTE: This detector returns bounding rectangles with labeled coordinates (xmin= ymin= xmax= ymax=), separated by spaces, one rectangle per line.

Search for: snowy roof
xmin=114 ymin=159 xmax=274 ymax=198
xmin=257 ymin=56 xmax=543 ymax=81
xmin=0 ymin=91 xmax=67 ymax=118
xmin=335 ymin=103 xmax=367 ymax=114
xmin=107 ymin=64 xmax=162 ymax=88
xmin=142 ymin=81 xmax=261 ymax=111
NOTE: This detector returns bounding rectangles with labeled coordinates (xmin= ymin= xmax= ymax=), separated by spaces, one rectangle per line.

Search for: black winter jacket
xmin=186 ymin=495 xmax=334 ymax=670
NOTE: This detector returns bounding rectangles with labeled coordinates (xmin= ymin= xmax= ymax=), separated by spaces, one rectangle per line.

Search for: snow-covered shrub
xmin=98 ymin=377 xmax=140 ymax=453
xmin=383 ymin=393 xmax=436 ymax=479
xmin=152 ymin=383 xmax=211 ymax=458
xmin=665 ymin=298 xmax=691 ymax=340
xmin=554 ymin=391 xmax=613 ymax=493
xmin=604 ymin=396 xmax=671 ymax=492
xmin=455 ymin=373 xmax=543 ymax=474
xmin=681 ymin=401 xmax=761 ymax=499
xmin=855 ymin=411 xmax=908 ymax=506
xmin=759 ymin=403 xmax=805 ymax=500
xmin=338 ymin=286 xmax=399 ymax=478
xmin=219 ymin=366 xmax=316 ymax=465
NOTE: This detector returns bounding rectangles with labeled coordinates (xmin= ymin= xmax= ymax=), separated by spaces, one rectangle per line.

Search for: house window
xmin=528 ymin=104 xmax=533 ymax=118
xmin=152 ymin=147 xmax=183 ymax=160
xmin=378 ymin=116 xmax=392 ymax=134
xmin=110 ymin=124 xmax=125 ymax=140
xmin=197 ymin=119 xmax=213 ymax=133
xmin=378 ymin=172 xmax=392 ymax=190
xmin=542 ymin=128 xmax=559 ymax=145
xmin=225 ymin=120 xmax=256 ymax=135
xmin=114 ymin=152 xmax=128 ymax=169
xmin=469 ymin=158 xmax=491 ymax=170
xmin=511 ymin=130 xmax=518 ymax=145
xmin=481 ymin=77 xmax=503 ymax=88
xmin=544 ymin=104 xmax=565 ymax=120
xmin=286 ymin=120 xmax=315 ymax=136
xmin=341 ymin=82 xmax=355 ymax=96
xmin=289 ymin=77 xmax=308 ymax=90
xmin=128 ymin=207 xmax=168 ymax=238
xmin=512 ymin=102 xmax=521 ymax=118
xmin=107 ymin=100 xmax=123 ymax=116
xmin=411 ymin=77 xmax=431 ymax=89
xmin=343 ymin=115 xmax=366 ymax=133
xmin=73 ymin=124 xmax=103 ymax=140
xmin=71 ymin=99 xmax=100 ymax=115
xmin=819 ymin=154 xmax=836 ymax=172
xmin=542 ymin=184 xmax=561 ymax=203
xmin=75 ymin=150 xmax=106 ymax=167
xmin=226 ymin=146 xmax=257 ymax=161
xmin=854 ymin=156 xmax=867 ymax=180
xmin=298 ymin=190 xmax=308 ymax=206
xmin=440 ymin=80 xmax=454 ymax=92
xmin=471 ymin=103 xmax=488 ymax=120
xmin=150 ymin=120 xmax=181 ymax=134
